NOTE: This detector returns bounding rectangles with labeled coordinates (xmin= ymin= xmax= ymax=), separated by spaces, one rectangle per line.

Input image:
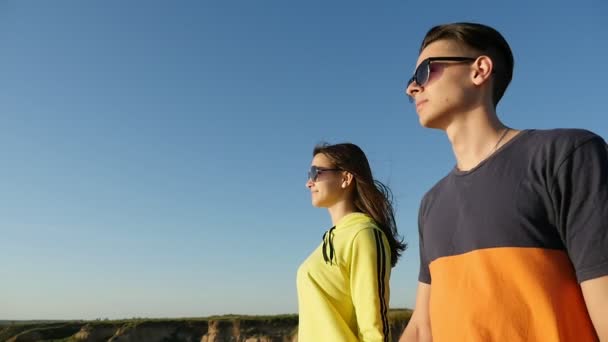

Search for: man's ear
xmin=471 ymin=55 xmax=493 ymax=86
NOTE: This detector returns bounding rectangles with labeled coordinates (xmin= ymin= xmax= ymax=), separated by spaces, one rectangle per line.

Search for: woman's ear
xmin=342 ymin=172 xmax=354 ymax=188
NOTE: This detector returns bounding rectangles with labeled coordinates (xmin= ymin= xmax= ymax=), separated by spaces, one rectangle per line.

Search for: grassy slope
xmin=0 ymin=309 xmax=412 ymax=341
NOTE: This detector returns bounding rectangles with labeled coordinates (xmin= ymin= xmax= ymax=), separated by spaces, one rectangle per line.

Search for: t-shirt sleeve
xmin=550 ymin=136 xmax=608 ymax=282
xmin=418 ymin=198 xmax=431 ymax=284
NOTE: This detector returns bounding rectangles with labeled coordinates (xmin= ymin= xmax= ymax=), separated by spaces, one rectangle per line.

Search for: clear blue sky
xmin=1 ymin=1 xmax=606 ymax=320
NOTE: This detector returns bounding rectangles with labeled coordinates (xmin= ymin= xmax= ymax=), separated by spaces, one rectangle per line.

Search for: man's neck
xmin=445 ymin=107 xmax=513 ymax=171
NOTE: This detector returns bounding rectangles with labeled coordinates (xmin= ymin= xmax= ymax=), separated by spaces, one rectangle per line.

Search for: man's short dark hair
xmin=420 ymin=22 xmax=514 ymax=107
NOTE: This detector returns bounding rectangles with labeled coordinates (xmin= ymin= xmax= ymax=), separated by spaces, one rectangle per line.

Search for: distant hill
xmin=0 ymin=309 xmax=412 ymax=341
xmin=0 ymin=320 xmax=66 ymax=326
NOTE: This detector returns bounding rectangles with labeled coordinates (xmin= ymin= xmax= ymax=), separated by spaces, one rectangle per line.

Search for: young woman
xmin=297 ymin=142 xmax=406 ymax=342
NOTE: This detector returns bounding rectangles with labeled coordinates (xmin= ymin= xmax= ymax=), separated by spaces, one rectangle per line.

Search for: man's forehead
xmin=416 ymin=40 xmax=470 ymax=65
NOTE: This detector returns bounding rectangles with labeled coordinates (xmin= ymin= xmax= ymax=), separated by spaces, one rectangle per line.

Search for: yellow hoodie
xmin=297 ymin=212 xmax=391 ymax=342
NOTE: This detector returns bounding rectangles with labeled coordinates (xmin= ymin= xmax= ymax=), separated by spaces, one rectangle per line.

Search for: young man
xmin=400 ymin=22 xmax=608 ymax=341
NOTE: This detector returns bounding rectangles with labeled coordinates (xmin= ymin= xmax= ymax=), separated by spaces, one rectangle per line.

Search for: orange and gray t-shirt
xmin=419 ymin=129 xmax=608 ymax=341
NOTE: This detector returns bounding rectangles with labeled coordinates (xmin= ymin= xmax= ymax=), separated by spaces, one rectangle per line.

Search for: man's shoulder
xmin=522 ymin=128 xmax=605 ymax=164
xmin=526 ymin=128 xmax=603 ymax=147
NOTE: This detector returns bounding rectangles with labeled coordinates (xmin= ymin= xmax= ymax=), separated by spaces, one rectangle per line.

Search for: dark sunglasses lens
xmin=415 ymin=60 xmax=429 ymax=86
xmin=308 ymin=166 xmax=318 ymax=181
xmin=407 ymin=76 xmax=415 ymax=86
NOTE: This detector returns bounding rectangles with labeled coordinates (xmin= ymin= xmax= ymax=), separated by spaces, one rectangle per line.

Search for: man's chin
xmin=419 ymin=113 xmax=448 ymax=130
xmin=418 ymin=116 xmax=438 ymax=129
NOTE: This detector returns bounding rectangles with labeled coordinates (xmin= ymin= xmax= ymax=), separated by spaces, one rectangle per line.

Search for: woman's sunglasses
xmin=407 ymin=56 xmax=477 ymax=88
xmin=308 ymin=166 xmax=341 ymax=182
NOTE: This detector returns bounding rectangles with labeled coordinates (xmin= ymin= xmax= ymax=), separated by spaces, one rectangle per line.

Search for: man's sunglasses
xmin=308 ymin=166 xmax=341 ymax=182
xmin=407 ymin=56 xmax=477 ymax=88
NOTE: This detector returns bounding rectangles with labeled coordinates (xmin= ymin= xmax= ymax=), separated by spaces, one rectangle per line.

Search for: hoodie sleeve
xmin=349 ymin=228 xmax=391 ymax=342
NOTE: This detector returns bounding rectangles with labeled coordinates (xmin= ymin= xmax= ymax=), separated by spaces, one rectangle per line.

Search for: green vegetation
xmin=0 ymin=309 xmax=412 ymax=341
xmin=388 ymin=308 xmax=414 ymax=321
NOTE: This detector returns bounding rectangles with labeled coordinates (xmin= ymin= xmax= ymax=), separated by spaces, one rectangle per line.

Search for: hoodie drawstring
xmin=322 ymin=226 xmax=336 ymax=265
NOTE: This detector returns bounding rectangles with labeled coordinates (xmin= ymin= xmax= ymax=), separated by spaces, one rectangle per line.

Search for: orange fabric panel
xmin=429 ymin=247 xmax=597 ymax=341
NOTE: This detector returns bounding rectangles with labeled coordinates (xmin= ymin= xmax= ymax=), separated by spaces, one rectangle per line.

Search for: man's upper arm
xmin=581 ymin=275 xmax=608 ymax=341
xmin=399 ymin=282 xmax=432 ymax=342
xmin=412 ymin=282 xmax=431 ymax=323
xmin=550 ymin=136 xmax=608 ymax=281
xmin=552 ymin=135 xmax=608 ymax=339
